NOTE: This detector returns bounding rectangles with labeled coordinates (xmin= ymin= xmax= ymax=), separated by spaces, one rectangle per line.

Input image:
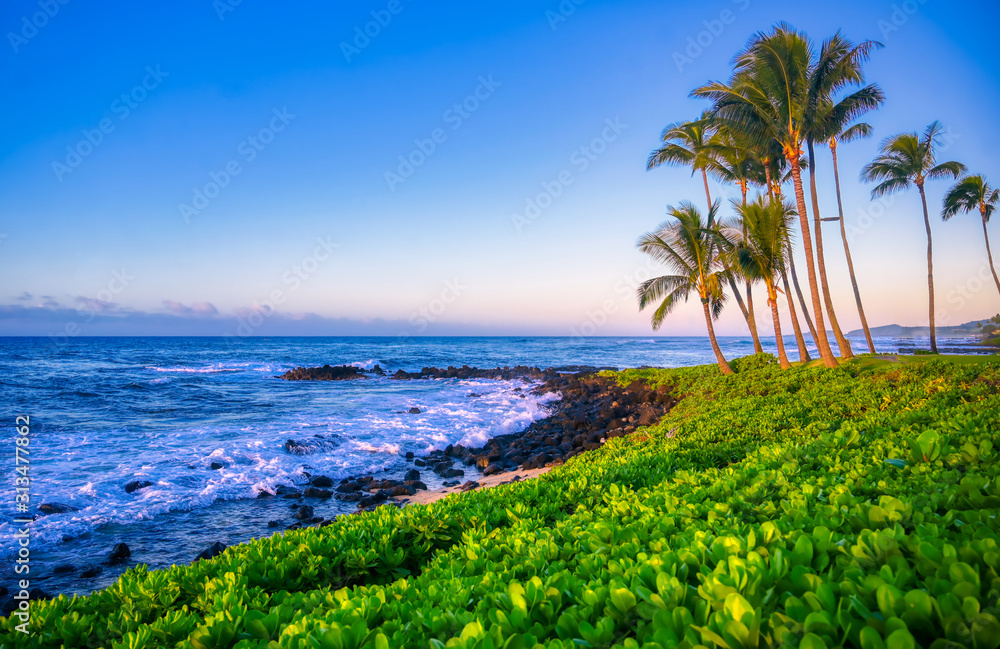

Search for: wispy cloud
xmin=162 ymin=300 xmax=219 ymax=317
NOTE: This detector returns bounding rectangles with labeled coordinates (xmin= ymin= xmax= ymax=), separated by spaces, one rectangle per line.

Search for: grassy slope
xmin=3 ymin=354 xmax=999 ymax=649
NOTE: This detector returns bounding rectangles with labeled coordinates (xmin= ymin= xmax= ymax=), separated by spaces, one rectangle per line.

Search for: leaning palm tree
xmin=827 ymin=121 xmax=878 ymax=353
xmin=636 ymin=202 xmax=733 ymax=375
xmin=708 ymin=125 xmax=765 ymax=353
xmin=694 ymin=23 xmax=839 ymax=367
xmin=729 ymin=198 xmax=798 ymax=368
xmin=861 ymin=122 xmax=966 ymax=353
xmin=804 ymin=32 xmax=884 ymax=359
xmin=942 ymin=175 xmax=1000 ymax=298
xmin=647 ymin=113 xmax=759 ymax=350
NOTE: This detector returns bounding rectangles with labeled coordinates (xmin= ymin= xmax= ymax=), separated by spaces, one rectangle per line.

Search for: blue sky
xmin=2 ymin=0 xmax=999 ymax=337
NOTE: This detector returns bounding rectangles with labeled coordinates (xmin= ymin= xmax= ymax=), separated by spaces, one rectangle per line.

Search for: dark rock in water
xmin=460 ymin=481 xmax=480 ymax=492
xmin=335 ymin=492 xmax=361 ymax=502
xmin=441 ymin=468 xmax=465 ymax=478
xmin=209 ymin=462 xmax=225 ymax=470
xmin=413 ymin=458 xmax=426 ymax=467
xmin=80 ymin=565 xmax=103 ymax=578
xmin=28 ymin=589 xmax=49 ymax=601
xmin=280 ymin=364 xmax=367 ymax=381
xmin=294 ymin=505 xmax=314 ymax=520
xmin=284 ymin=437 xmax=340 ymax=456
xmin=442 ymin=480 xmax=461 ymax=487
xmin=53 ymin=564 xmax=76 ymax=574
xmin=310 ymin=475 xmax=334 ymax=488
xmin=303 ymin=487 xmax=332 ymax=499
xmin=108 ymin=543 xmax=130 ymax=564
xmin=275 ymin=485 xmax=302 ymax=498
xmin=388 ymin=485 xmax=416 ymax=497
xmin=370 ymin=364 xmax=386 ymax=376
xmin=404 ymin=469 xmax=420 ymax=481
xmin=405 ymin=451 xmax=414 ymax=459
xmin=195 ymin=541 xmax=227 ymax=562
xmin=357 ymin=491 xmax=388 ymax=509
xmin=432 ymin=461 xmax=453 ymax=475
xmin=335 ymin=482 xmax=360 ymax=494
xmin=267 ymin=520 xmax=280 ymax=528
xmin=405 ymin=480 xmax=427 ymax=491
xmin=483 ymin=463 xmax=503 ymax=476
xmin=38 ymin=502 xmax=79 ymax=515
xmin=0 ymin=586 xmax=6 ymax=599
xmin=257 ymin=490 xmax=273 ymax=499
xmin=124 ymin=480 xmax=152 ymax=494
xmin=408 ymin=407 xmax=421 ymax=414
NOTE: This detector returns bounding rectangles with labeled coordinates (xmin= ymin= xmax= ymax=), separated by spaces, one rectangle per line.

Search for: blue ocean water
xmin=0 ymin=334 xmax=978 ymax=597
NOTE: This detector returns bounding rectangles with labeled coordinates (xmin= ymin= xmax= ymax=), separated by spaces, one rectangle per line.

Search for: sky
xmin=2 ymin=0 xmax=999 ymax=338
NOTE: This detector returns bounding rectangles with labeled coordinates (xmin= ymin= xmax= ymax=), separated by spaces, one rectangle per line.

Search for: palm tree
xmin=804 ymin=33 xmax=884 ymax=359
xmin=636 ymin=202 xmax=733 ymax=374
xmin=730 ymin=198 xmax=797 ymax=368
xmin=861 ymin=122 xmax=966 ymax=353
xmin=694 ymin=23 xmax=839 ymax=367
xmin=827 ymin=121 xmax=878 ymax=353
xmin=942 ymin=175 xmax=1000 ymax=298
xmin=647 ymin=113 xmax=759 ymax=350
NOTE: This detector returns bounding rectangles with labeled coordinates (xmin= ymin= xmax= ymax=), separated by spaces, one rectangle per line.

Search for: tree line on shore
xmin=637 ymin=22 xmax=999 ymax=374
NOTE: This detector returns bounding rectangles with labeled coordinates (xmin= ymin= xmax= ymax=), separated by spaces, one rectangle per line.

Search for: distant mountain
xmin=848 ymin=319 xmax=988 ymax=338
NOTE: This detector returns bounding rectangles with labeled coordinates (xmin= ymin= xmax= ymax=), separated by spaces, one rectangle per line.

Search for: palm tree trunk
xmin=781 ymin=267 xmax=811 ymax=362
xmin=982 ymin=211 xmax=1000 ymax=299
xmin=788 ymin=154 xmax=838 ymax=367
xmin=807 ymin=139 xmax=853 ymax=359
xmin=831 ymin=143 xmax=876 ymax=354
xmin=767 ymin=282 xmax=791 ymax=369
xmin=787 ymin=242 xmax=820 ymax=344
xmin=702 ymin=299 xmax=733 ymax=375
xmin=701 ymin=167 xmax=760 ymax=347
xmin=741 ymin=184 xmax=763 ymax=354
xmin=918 ymin=184 xmax=938 ymax=353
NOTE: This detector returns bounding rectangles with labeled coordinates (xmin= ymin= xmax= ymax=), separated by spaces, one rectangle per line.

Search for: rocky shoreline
xmin=10 ymin=364 xmax=676 ymax=611
xmin=279 ymin=364 xmax=677 ymax=520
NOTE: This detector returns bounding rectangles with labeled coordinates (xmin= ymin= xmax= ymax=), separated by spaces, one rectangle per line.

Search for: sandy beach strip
xmin=393 ymin=465 xmax=554 ymax=506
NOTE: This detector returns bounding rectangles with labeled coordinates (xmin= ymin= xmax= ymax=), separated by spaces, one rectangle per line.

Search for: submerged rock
xmin=124 ymin=480 xmax=152 ymax=494
xmin=108 ymin=543 xmax=130 ymax=564
xmin=38 ymin=502 xmax=79 ymax=515
xmin=195 ymin=542 xmax=227 ymax=562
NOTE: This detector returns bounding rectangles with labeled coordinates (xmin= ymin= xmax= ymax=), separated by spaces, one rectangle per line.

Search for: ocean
xmin=0 ymin=334 xmax=984 ymax=598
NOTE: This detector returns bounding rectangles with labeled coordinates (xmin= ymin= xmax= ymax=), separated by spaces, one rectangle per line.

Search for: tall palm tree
xmin=636 ymin=202 xmax=733 ymax=375
xmin=694 ymin=23 xmax=839 ymax=367
xmin=647 ymin=113 xmax=759 ymax=350
xmin=730 ymin=198 xmax=797 ymax=368
xmin=827 ymin=122 xmax=878 ymax=353
xmin=804 ymin=33 xmax=884 ymax=359
xmin=942 ymin=175 xmax=1000 ymax=298
xmin=861 ymin=122 xmax=966 ymax=353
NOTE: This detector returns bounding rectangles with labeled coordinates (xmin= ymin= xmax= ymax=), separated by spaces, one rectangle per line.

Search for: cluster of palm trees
xmin=637 ymin=23 xmax=999 ymax=374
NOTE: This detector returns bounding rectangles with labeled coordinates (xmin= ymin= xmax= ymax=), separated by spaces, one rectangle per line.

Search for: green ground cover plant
xmin=4 ymin=354 xmax=998 ymax=649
